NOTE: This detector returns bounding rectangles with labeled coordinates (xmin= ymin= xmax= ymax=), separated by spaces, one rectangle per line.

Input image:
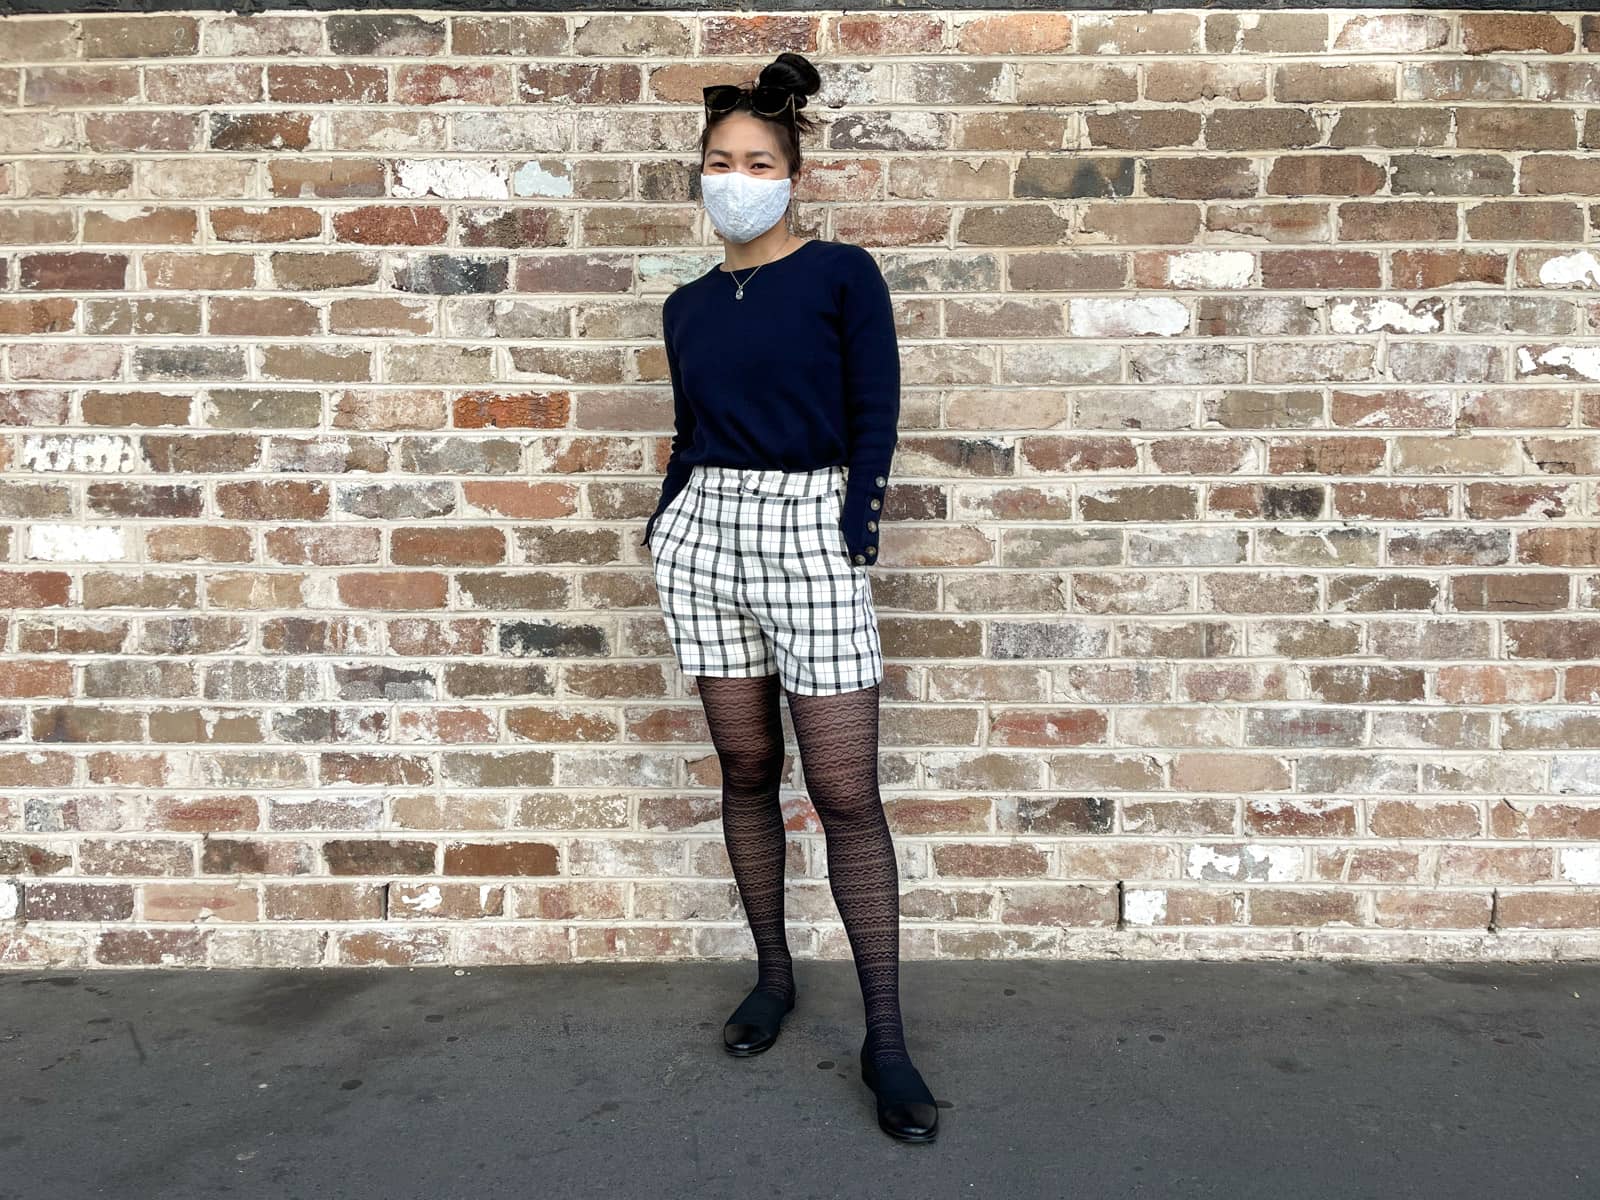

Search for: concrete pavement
xmin=3 ymin=958 xmax=1596 ymax=1199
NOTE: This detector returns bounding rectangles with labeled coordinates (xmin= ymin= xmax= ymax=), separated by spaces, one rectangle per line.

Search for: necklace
xmin=728 ymin=262 xmax=762 ymax=300
xmin=726 ymin=237 xmax=797 ymax=300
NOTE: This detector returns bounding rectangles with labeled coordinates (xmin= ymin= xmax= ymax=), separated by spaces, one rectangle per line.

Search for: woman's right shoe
xmin=860 ymin=1040 xmax=939 ymax=1142
xmin=722 ymin=986 xmax=796 ymax=1056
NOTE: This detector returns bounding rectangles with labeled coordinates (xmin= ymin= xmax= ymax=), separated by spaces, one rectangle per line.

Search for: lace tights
xmin=694 ymin=674 xmax=909 ymax=1068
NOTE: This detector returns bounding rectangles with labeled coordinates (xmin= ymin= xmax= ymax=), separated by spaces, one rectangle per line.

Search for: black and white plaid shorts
xmin=649 ymin=464 xmax=884 ymax=696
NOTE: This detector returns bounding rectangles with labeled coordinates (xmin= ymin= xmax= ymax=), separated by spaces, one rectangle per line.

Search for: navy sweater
xmin=641 ymin=237 xmax=900 ymax=565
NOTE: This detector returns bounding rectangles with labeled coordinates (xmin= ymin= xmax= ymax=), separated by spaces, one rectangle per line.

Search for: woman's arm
xmin=838 ymin=246 xmax=900 ymax=566
xmin=641 ymin=299 xmax=696 ymax=550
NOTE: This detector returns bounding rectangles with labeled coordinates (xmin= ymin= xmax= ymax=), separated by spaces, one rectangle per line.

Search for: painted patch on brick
xmin=1123 ymin=888 xmax=1168 ymax=926
xmin=27 ymin=524 xmax=128 ymax=561
xmin=394 ymin=159 xmax=509 ymax=200
xmin=21 ymin=434 xmax=138 ymax=473
xmin=1516 ymin=345 xmax=1600 ymax=381
xmin=1536 ymin=250 xmax=1600 ymax=288
xmin=1559 ymin=847 xmax=1600 ymax=885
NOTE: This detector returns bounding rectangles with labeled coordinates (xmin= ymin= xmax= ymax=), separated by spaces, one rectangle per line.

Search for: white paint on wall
xmin=27 ymin=524 xmax=128 ymax=561
xmin=1186 ymin=843 xmax=1300 ymax=882
xmin=1559 ymin=846 xmax=1600 ymax=885
xmin=1517 ymin=344 xmax=1600 ymax=381
xmin=1167 ymin=251 xmax=1254 ymax=289
xmin=1329 ymin=298 xmax=1442 ymax=334
xmin=1537 ymin=249 xmax=1600 ymax=288
xmin=511 ymin=161 xmax=575 ymax=197
xmin=1068 ymin=297 xmax=1190 ymax=337
xmin=21 ymin=434 xmax=138 ymax=473
xmin=400 ymin=884 xmax=443 ymax=911
xmin=1123 ymin=888 xmax=1168 ymax=926
xmin=394 ymin=159 xmax=509 ymax=200
xmin=1552 ymin=757 xmax=1600 ymax=795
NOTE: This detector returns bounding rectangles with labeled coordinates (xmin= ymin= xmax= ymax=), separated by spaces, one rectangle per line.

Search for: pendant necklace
xmin=726 ymin=236 xmax=794 ymax=300
xmin=729 ymin=261 xmax=763 ymax=300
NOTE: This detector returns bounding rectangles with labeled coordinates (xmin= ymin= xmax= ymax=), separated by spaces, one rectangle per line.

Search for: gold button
xmin=865 ymin=545 xmax=875 ymax=555
xmin=867 ymin=520 xmax=877 ymax=532
xmin=874 ymin=475 xmax=886 ymax=487
xmin=853 ymin=553 xmax=865 ymax=564
xmin=869 ymin=498 xmax=880 ymax=510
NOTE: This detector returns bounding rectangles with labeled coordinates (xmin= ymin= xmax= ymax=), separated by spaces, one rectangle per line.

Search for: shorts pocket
xmin=648 ymin=483 xmax=693 ymax=551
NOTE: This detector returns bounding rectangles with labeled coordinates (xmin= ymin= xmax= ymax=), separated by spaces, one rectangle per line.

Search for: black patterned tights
xmin=694 ymin=674 xmax=909 ymax=1069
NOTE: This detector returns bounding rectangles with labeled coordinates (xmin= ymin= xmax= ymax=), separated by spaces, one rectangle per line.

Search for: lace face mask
xmin=700 ymin=171 xmax=792 ymax=244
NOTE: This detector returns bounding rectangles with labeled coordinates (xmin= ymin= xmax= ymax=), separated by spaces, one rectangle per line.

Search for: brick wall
xmin=2 ymin=7 xmax=1599 ymax=970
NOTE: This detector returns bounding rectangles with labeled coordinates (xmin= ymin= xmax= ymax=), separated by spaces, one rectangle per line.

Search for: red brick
xmin=6 ymin=18 xmax=1600 ymax=970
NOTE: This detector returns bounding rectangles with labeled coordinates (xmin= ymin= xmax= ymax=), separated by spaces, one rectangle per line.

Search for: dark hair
xmin=700 ymin=52 xmax=822 ymax=177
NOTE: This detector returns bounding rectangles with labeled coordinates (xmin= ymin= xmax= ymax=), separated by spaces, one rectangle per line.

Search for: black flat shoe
xmin=859 ymin=1041 xmax=939 ymax=1142
xmin=722 ymin=987 xmax=796 ymax=1056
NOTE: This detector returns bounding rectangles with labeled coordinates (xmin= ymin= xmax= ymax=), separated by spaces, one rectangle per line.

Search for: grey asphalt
xmin=3 ymin=959 xmax=1596 ymax=1200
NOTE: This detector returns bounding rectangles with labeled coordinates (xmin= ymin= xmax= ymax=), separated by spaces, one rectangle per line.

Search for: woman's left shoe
xmin=859 ymin=1039 xmax=939 ymax=1142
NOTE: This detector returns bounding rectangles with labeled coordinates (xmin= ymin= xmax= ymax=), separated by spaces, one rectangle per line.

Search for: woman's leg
xmin=695 ymin=673 xmax=795 ymax=1004
xmin=782 ymin=680 xmax=909 ymax=1069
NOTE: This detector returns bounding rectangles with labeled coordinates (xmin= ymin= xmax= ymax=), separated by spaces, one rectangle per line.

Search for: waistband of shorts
xmin=689 ymin=463 xmax=845 ymax=497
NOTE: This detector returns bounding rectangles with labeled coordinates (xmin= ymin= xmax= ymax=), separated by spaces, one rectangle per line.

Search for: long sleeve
xmin=837 ymin=247 xmax=900 ymax=565
xmin=641 ymin=301 xmax=696 ymax=550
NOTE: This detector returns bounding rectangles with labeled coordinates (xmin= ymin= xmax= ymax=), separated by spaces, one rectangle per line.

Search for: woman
xmin=640 ymin=51 xmax=939 ymax=1143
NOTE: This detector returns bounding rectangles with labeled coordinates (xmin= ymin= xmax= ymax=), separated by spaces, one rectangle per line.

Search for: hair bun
xmin=758 ymin=52 xmax=821 ymax=113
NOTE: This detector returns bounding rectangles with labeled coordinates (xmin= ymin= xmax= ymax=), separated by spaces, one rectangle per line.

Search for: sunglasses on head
xmin=703 ymin=82 xmax=797 ymax=121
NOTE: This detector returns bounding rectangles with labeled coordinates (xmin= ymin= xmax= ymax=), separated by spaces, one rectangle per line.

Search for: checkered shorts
xmin=649 ymin=464 xmax=883 ymax=696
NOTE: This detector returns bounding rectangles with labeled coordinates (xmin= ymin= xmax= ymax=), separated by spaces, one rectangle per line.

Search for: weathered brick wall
xmin=2 ymin=7 xmax=1599 ymax=970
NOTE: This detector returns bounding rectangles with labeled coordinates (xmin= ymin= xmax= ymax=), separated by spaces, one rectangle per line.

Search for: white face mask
xmin=700 ymin=171 xmax=792 ymax=244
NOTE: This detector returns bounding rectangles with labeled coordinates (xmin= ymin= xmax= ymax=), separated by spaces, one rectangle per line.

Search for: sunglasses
xmin=703 ymin=83 xmax=797 ymax=122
